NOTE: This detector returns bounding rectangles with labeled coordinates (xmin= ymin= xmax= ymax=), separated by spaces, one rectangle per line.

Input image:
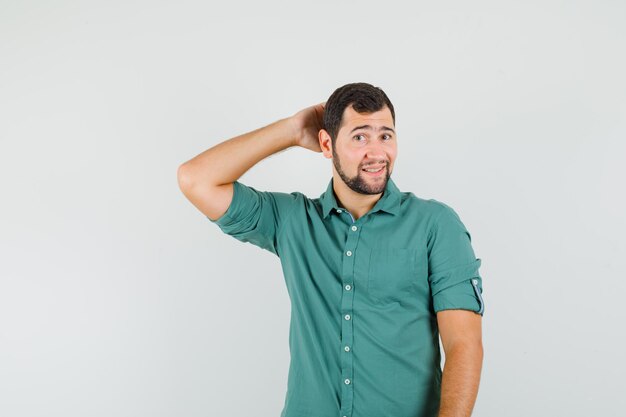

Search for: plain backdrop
xmin=1 ymin=1 xmax=625 ymax=416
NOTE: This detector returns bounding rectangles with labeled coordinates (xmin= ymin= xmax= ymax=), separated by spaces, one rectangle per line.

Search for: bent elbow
xmin=177 ymin=163 xmax=195 ymax=192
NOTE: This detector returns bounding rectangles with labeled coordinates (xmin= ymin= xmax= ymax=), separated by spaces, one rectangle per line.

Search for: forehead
xmin=338 ymin=105 xmax=394 ymax=134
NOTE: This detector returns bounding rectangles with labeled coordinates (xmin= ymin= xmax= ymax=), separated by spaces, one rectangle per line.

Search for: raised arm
xmin=177 ymin=102 xmax=325 ymax=221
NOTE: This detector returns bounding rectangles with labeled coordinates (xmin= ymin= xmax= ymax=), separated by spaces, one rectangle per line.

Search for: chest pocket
xmin=367 ymin=246 xmax=418 ymax=303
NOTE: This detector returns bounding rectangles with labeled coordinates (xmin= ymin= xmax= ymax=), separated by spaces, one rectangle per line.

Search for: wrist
xmin=283 ymin=116 xmax=302 ymax=148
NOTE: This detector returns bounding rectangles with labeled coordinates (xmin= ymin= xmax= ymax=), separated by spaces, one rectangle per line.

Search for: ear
xmin=319 ymin=129 xmax=333 ymax=159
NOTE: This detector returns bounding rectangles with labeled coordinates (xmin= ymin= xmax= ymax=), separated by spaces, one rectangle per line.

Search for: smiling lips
xmin=362 ymin=165 xmax=385 ymax=176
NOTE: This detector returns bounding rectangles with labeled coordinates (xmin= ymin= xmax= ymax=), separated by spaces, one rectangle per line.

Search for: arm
xmin=177 ymin=102 xmax=325 ymax=220
xmin=436 ymin=309 xmax=483 ymax=417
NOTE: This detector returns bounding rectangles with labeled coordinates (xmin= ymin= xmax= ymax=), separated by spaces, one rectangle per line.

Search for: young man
xmin=177 ymin=82 xmax=485 ymax=417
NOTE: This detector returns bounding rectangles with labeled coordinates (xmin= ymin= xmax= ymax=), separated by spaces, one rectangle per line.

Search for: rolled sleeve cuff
xmin=430 ymin=258 xmax=485 ymax=316
xmin=207 ymin=181 xmax=255 ymax=233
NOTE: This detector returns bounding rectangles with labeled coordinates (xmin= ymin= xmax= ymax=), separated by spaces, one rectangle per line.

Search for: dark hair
xmin=323 ymin=82 xmax=395 ymax=148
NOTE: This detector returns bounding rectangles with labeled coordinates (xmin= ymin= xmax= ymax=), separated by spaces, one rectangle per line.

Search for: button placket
xmin=337 ymin=209 xmax=362 ymax=417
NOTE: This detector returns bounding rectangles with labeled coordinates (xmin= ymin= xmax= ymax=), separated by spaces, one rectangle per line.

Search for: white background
xmin=1 ymin=1 xmax=625 ymax=416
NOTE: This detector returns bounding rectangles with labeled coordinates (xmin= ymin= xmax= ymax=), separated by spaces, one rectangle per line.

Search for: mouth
xmin=361 ymin=165 xmax=386 ymax=176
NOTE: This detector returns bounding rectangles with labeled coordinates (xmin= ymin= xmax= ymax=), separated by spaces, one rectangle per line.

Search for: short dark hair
xmin=323 ymin=82 xmax=395 ymax=148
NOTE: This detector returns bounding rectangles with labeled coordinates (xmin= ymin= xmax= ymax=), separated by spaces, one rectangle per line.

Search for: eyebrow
xmin=349 ymin=124 xmax=396 ymax=134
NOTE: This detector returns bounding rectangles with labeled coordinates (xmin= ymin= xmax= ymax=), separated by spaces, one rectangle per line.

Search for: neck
xmin=331 ymin=172 xmax=385 ymax=221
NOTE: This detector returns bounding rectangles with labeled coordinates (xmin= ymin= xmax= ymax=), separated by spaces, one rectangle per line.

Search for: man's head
xmin=320 ymin=82 xmax=397 ymax=195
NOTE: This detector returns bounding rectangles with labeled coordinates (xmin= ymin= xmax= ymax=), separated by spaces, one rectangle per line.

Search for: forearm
xmin=178 ymin=117 xmax=297 ymax=188
xmin=438 ymin=344 xmax=483 ymax=417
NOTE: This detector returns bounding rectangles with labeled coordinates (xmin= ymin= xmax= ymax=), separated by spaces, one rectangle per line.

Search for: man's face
xmin=330 ymin=105 xmax=397 ymax=195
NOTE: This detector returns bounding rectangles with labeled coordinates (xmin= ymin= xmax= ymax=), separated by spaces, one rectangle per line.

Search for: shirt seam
xmin=275 ymin=193 xmax=300 ymax=254
xmin=427 ymin=203 xmax=447 ymax=244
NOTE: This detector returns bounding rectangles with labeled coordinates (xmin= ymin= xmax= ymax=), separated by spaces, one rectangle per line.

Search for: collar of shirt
xmin=319 ymin=176 xmax=403 ymax=219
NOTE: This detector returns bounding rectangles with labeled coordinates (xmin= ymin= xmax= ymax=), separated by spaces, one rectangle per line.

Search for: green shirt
xmin=209 ymin=177 xmax=485 ymax=417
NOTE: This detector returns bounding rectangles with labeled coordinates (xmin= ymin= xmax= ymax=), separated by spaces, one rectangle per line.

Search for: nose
xmin=364 ymin=143 xmax=388 ymax=165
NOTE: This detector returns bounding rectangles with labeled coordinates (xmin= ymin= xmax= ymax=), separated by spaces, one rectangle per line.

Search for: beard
xmin=332 ymin=146 xmax=390 ymax=195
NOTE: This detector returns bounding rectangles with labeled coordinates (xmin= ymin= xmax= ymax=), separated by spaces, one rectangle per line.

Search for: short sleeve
xmin=427 ymin=202 xmax=485 ymax=316
xmin=208 ymin=181 xmax=300 ymax=256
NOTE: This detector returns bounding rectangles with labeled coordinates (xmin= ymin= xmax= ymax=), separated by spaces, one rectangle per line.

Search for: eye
xmin=382 ymin=134 xmax=392 ymax=140
xmin=353 ymin=134 xmax=366 ymax=141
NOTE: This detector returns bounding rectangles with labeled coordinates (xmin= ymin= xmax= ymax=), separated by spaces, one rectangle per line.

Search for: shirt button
xmin=351 ymin=225 xmax=357 ymax=231
xmin=472 ymin=279 xmax=478 ymax=285
xmin=344 ymin=314 xmax=351 ymax=320
xmin=337 ymin=209 xmax=343 ymax=213
xmin=344 ymin=378 xmax=351 ymax=385
xmin=345 ymin=284 xmax=351 ymax=291
xmin=344 ymin=345 xmax=350 ymax=352
xmin=346 ymin=250 xmax=352 ymax=256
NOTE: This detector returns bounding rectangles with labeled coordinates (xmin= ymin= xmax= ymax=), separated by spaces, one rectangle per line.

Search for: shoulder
xmin=401 ymin=192 xmax=470 ymax=237
xmin=401 ymin=191 xmax=458 ymax=219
